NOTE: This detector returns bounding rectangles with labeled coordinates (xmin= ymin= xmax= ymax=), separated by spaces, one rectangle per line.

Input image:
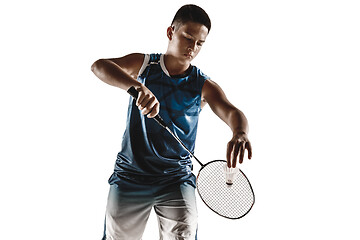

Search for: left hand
xmin=226 ymin=132 xmax=252 ymax=168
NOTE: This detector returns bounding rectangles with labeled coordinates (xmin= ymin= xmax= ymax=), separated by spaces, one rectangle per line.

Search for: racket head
xmin=196 ymin=160 xmax=255 ymax=219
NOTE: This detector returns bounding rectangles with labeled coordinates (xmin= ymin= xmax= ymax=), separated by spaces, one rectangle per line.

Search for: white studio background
xmin=1 ymin=0 xmax=359 ymax=239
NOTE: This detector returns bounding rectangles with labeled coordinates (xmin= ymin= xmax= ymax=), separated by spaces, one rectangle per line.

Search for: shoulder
xmin=192 ymin=65 xmax=209 ymax=79
xmin=189 ymin=66 xmax=210 ymax=92
xmin=201 ymin=79 xmax=236 ymax=113
xmin=201 ymin=79 xmax=226 ymax=103
xmin=202 ymin=79 xmax=217 ymax=97
xmin=108 ymin=53 xmax=146 ymax=78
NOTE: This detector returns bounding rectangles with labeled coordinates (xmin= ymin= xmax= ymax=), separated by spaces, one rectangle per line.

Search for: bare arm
xmin=202 ymin=79 xmax=252 ymax=167
xmin=91 ymin=53 xmax=160 ymax=118
xmin=91 ymin=54 xmax=143 ymax=90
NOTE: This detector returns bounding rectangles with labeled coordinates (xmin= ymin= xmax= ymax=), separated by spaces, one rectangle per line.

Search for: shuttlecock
xmin=223 ymin=164 xmax=240 ymax=185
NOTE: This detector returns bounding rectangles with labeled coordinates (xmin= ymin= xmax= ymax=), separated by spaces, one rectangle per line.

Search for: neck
xmin=163 ymin=53 xmax=191 ymax=76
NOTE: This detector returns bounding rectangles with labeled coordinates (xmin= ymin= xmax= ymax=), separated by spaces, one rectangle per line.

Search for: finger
xmin=246 ymin=141 xmax=252 ymax=159
xmin=147 ymin=102 xmax=160 ymax=118
xmin=238 ymin=142 xmax=245 ymax=164
xmin=136 ymin=91 xmax=146 ymax=107
xmin=232 ymin=143 xmax=241 ymax=168
xmin=226 ymin=142 xmax=234 ymax=168
xmin=139 ymin=96 xmax=151 ymax=111
xmin=141 ymin=97 xmax=157 ymax=115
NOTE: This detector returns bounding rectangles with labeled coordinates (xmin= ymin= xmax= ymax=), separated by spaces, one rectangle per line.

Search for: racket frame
xmin=196 ymin=159 xmax=255 ymax=219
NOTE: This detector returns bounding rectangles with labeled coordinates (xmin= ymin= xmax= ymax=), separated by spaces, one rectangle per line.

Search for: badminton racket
xmin=127 ymin=86 xmax=255 ymax=219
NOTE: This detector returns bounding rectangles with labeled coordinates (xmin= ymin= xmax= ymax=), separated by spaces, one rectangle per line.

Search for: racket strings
xmin=196 ymin=161 xmax=254 ymax=219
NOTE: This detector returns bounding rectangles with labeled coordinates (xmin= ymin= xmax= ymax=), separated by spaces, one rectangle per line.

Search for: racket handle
xmin=127 ymin=86 xmax=167 ymax=128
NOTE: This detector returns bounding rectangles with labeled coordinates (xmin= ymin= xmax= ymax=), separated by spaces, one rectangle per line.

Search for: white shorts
xmin=102 ymin=179 xmax=198 ymax=240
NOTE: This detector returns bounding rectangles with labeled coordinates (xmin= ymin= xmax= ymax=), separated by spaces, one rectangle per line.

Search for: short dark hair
xmin=171 ymin=4 xmax=211 ymax=33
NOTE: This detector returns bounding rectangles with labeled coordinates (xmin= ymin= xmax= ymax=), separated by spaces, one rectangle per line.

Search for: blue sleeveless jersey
xmin=109 ymin=53 xmax=209 ymax=187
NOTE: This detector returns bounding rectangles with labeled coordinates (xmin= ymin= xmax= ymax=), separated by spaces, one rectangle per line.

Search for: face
xmin=167 ymin=21 xmax=209 ymax=63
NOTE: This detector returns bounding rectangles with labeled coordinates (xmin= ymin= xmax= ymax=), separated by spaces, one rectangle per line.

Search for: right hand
xmin=134 ymin=85 xmax=160 ymax=118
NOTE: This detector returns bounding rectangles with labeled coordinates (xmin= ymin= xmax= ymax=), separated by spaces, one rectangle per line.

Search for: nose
xmin=188 ymin=41 xmax=197 ymax=52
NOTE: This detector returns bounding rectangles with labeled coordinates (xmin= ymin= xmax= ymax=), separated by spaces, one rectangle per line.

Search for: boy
xmin=91 ymin=4 xmax=252 ymax=240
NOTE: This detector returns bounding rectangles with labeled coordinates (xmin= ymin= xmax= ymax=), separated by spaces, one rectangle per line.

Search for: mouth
xmin=184 ymin=53 xmax=193 ymax=59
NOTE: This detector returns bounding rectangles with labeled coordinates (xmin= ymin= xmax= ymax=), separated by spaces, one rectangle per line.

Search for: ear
xmin=167 ymin=26 xmax=174 ymax=40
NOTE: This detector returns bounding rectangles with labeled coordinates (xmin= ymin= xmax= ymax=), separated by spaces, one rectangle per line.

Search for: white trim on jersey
xmin=137 ymin=54 xmax=150 ymax=77
xmin=160 ymin=54 xmax=171 ymax=77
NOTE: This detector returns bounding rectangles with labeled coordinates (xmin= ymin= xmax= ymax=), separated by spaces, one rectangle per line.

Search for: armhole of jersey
xmin=137 ymin=54 xmax=150 ymax=77
xmin=202 ymin=78 xmax=210 ymax=90
xmin=199 ymin=70 xmax=211 ymax=105
xmin=200 ymin=78 xmax=208 ymax=98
